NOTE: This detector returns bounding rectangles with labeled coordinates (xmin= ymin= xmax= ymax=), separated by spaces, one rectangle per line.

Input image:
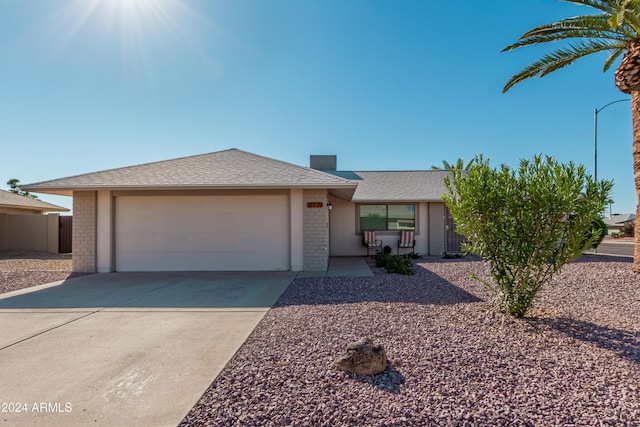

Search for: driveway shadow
xmin=0 ymin=271 xmax=296 ymax=310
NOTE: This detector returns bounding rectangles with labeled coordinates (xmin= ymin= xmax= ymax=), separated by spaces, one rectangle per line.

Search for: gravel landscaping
xmin=0 ymin=250 xmax=86 ymax=294
xmin=181 ymin=254 xmax=640 ymax=426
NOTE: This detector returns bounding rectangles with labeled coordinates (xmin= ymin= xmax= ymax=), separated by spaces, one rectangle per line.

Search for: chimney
xmin=310 ymin=155 xmax=337 ymax=171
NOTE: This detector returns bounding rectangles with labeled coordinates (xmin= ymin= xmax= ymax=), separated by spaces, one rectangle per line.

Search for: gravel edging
xmin=0 ymin=251 xmax=86 ymax=294
xmin=181 ymin=255 xmax=640 ymax=426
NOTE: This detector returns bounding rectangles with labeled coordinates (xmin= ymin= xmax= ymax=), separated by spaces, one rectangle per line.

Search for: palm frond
xmin=522 ymin=15 xmax=618 ymax=37
xmin=503 ymin=15 xmax=634 ymax=53
xmin=504 ymin=0 xmax=640 ymax=91
xmin=503 ymin=40 xmax=621 ymax=92
xmin=609 ymin=0 xmax=640 ymax=31
xmin=503 ymin=29 xmax=631 ymax=52
xmin=560 ymin=0 xmax=619 ymax=14
xmin=603 ymin=46 xmax=626 ymax=70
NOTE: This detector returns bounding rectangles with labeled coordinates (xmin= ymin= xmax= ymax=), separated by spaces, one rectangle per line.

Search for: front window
xmin=359 ymin=204 xmax=415 ymax=231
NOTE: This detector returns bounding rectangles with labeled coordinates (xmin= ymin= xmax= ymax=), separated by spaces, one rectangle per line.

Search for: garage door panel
xmin=118 ymin=231 xmax=279 ymax=251
xmin=115 ymin=195 xmax=289 ymax=271
xmin=116 ymin=250 xmax=282 ymax=271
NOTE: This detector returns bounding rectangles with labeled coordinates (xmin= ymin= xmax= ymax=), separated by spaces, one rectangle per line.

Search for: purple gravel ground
xmin=181 ymin=255 xmax=640 ymax=426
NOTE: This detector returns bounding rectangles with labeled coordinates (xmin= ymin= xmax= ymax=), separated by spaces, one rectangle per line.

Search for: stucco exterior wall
xmin=328 ymin=196 xmax=360 ymax=256
xmin=73 ymin=191 xmax=97 ymax=272
xmin=96 ymin=191 xmax=113 ymax=273
xmin=328 ymin=197 xmax=433 ymax=256
xmin=8 ymin=216 xmax=46 ymax=251
xmin=428 ymin=202 xmax=446 ymax=255
xmin=290 ymin=189 xmax=304 ymax=272
xmin=303 ymin=189 xmax=329 ymax=271
xmin=0 ymin=207 xmax=43 ymax=215
xmin=0 ymin=214 xmax=8 ymax=251
xmin=416 ymin=202 xmax=429 ymax=255
xmin=0 ymin=213 xmax=60 ymax=253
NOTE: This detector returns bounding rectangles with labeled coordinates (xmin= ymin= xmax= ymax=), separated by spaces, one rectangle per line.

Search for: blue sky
xmin=1 ymin=0 xmax=635 ymax=214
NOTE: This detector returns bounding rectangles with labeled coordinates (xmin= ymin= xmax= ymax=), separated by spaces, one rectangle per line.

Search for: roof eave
xmin=350 ymin=198 xmax=445 ymax=203
xmin=0 ymin=203 xmax=69 ymax=212
xmin=23 ymin=182 xmax=358 ymax=195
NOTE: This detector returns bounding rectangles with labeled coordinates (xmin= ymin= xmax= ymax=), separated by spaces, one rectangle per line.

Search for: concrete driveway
xmin=0 ymin=271 xmax=295 ymax=426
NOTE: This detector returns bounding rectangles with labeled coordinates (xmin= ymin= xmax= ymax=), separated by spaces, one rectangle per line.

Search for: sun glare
xmin=43 ymin=0 xmax=203 ymax=72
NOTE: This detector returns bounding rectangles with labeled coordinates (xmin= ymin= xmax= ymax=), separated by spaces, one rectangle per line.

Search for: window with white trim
xmin=359 ymin=204 xmax=415 ymax=231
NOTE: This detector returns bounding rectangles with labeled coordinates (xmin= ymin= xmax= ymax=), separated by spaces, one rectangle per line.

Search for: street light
xmin=594 ymin=98 xmax=631 ymax=181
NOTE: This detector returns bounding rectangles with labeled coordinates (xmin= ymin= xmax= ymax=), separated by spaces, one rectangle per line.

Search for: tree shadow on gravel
xmin=413 ymin=255 xmax=482 ymax=264
xmin=538 ymin=317 xmax=640 ymax=365
xmin=419 ymin=253 xmax=632 ymax=264
xmin=342 ymin=362 xmax=406 ymax=394
xmin=276 ymin=265 xmax=483 ymax=307
xmin=571 ymin=254 xmax=633 ymax=263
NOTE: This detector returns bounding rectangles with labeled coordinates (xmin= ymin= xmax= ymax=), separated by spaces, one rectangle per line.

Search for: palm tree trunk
xmin=633 ymin=92 xmax=640 ymax=273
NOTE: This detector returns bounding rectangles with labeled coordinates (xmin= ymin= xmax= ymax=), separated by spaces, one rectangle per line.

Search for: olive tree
xmin=443 ymin=155 xmax=613 ymax=317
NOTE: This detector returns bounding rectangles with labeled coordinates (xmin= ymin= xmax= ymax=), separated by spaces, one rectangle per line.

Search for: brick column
xmin=303 ymin=189 xmax=329 ymax=271
xmin=72 ymin=191 xmax=97 ymax=273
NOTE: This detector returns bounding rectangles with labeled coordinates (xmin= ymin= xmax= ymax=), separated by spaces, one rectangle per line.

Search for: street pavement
xmin=589 ymin=240 xmax=634 ymax=257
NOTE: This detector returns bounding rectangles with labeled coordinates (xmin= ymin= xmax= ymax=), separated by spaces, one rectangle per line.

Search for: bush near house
xmin=443 ymin=155 xmax=612 ymax=317
xmin=375 ymin=253 xmax=415 ymax=275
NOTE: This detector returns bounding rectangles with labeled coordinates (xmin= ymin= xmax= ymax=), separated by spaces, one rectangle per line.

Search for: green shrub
xmin=375 ymin=252 xmax=388 ymax=268
xmin=582 ymin=217 xmax=607 ymax=249
xmin=375 ymin=253 xmax=415 ymax=275
xmin=443 ymin=252 xmax=464 ymax=259
xmin=443 ymin=155 xmax=612 ymax=317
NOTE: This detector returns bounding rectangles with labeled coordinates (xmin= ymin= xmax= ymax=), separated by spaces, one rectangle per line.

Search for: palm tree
xmin=431 ymin=158 xmax=475 ymax=171
xmin=503 ymin=0 xmax=640 ymax=272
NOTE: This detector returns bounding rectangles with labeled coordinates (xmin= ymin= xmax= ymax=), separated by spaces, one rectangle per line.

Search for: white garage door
xmin=115 ymin=195 xmax=289 ymax=271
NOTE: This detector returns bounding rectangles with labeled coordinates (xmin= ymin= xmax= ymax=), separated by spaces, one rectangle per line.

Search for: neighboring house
xmin=0 ymin=189 xmax=70 ymax=252
xmin=23 ymin=149 xmax=456 ymax=273
xmin=604 ymin=213 xmax=635 ymax=235
xmin=0 ymin=189 xmax=69 ymax=215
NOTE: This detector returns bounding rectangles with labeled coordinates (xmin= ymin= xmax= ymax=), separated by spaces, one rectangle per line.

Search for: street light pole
xmin=594 ymin=98 xmax=631 ymax=181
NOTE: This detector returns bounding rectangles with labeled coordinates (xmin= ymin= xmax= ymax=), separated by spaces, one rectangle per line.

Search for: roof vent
xmin=310 ymin=155 xmax=337 ymax=171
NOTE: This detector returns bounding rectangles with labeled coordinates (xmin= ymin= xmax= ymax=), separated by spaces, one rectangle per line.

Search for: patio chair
xmin=362 ymin=230 xmax=383 ymax=256
xmin=397 ymin=230 xmax=415 ymax=254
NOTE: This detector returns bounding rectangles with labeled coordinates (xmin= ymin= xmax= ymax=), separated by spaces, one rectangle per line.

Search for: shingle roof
xmin=343 ymin=170 xmax=452 ymax=202
xmin=23 ymin=149 xmax=357 ymax=195
xmin=0 ymin=189 xmax=69 ymax=212
xmin=604 ymin=213 xmax=635 ymax=226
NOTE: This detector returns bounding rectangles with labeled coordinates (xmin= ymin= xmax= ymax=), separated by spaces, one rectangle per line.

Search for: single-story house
xmin=23 ymin=149 xmax=458 ymax=273
xmin=0 ymin=189 xmax=70 ymax=252
xmin=604 ymin=213 xmax=635 ymax=235
xmin=0 ymin=189 xmax=69 ymax=215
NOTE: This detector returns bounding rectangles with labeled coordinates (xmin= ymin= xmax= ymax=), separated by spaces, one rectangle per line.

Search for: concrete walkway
xmin=0 ymin=271 xmax=295 ymax=426
xmin=296 ymin=256 xmax=374 ymax=278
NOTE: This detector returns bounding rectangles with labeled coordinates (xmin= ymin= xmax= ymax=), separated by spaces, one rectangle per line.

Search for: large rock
xmin=333 ymin=337 xmax=387 ymax=376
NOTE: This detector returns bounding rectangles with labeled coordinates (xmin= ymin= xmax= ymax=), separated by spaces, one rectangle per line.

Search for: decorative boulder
xmin=333 ymin=337 xmax=387 ymax=376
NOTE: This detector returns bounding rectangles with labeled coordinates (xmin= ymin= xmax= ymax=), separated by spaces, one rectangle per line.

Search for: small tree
xmin=7 ymin=178 xmax=38 ymax=199
xmin=443 ymin=155 xmax=612 ymax=317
